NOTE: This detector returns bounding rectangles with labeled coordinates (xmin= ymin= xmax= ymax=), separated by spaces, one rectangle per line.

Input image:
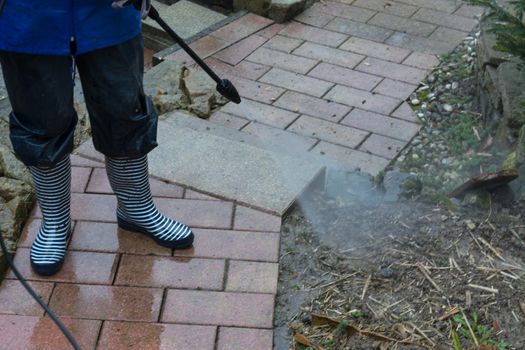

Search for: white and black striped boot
xmin=29 ymin=156 xmax=72 ymax=276
xmin=105 ymin=155 xmax=194 ymax=249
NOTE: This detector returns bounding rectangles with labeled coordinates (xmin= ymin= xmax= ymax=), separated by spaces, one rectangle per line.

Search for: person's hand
xmin=112 ymin=0 xmax=151 ymax=19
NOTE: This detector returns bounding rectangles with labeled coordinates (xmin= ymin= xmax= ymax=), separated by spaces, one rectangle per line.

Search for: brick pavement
xmin=0 ymin=1 xmax=486 ymax=348
xmin=0 ymin=155 xmax=278 ymax=349
xmin=166 ymin=1 xmax=483 ymax=176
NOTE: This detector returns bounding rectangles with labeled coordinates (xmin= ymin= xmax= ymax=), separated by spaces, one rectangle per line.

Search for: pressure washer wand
xmin=147 ymin=5 xmax=241 ymax=104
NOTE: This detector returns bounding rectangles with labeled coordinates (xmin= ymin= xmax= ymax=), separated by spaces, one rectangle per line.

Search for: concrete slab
xmin=75 ymin=113 xmax=324 ymax=215
xmin=144 ymin=0 xmax=227 ymax=50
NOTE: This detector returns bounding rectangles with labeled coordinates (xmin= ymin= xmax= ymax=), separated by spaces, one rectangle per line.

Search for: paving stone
xmin=454 ymin=4 xmax=485 ymax=18
xmin=325 ymin=17 xmax=393 ymax=42
xmin=0 ymin=316 xmax=101 ymax=350
xmin=308 ymin=62 xmax=383 ymax=91
xmin=214 ymin=35 xmax=268 ymax=65
xmin=429 ymin=26 xmax=469 ymax=44
xmin=70 ymin=154 xmax=104 ymax=168
xmin=226 ymin=261 xmax=279 ymax=293
xmin=242 ymin=122 xmax=317 ymax=152
xmin=115 ymin=255 xmax=225 ymax=290
xmin=174 ymin=228 xmax=280 ymax=262
xmin=234 ymin=205 xmax=281 ymax=232
xmin=205 ymin=57 xmax=271 ymax=81
xmin=293 ymin=41 xmax=364 ymax=68
xmin=86 ymin=168 xmax=184 ymax=198
xmin=211 ymin=13 xmax=274 ymax=44
xmin=70 ymin=221 xmax=172 ymax=255
xmin=412 ymin=8 xmax=478 ymax=32
xmin=386 ymin=32 xmax=456 ymax=54
xmin=209 ymin=111 xmax=250 ymax=130
xmin=263 ymin=35 xmax=304 ymax=53
xmin=166 ymin=35 xmax=230 ymax=65
xmin=340 ymin=37 xmax=411 ymax=63
xmin=341 ymin=109 xmax=420 ymax=141
xmin=311 ymin=141 xmax=390 ymax=175
xmin=0 ymin=280 xmax=53 ymax=316
xmin=229 ymin=75 xmax=286 ymax=104
xmin=352 ymin=0 xmax=418 ymax=17
xmin=359 ymin=134 xmax=408 ymax=159
xmin=356 ymin=57 xmax=428 ymax=84
xmin=274 ymin=90 xmax=351 ymax=122
xmin=394 ymin=0 xmax=459 ymax=13
xmin=184 ymin=190 xmax=220 ymax=201
xmin=368 ymin=12 xmax=437 ymax=36
xmin=279 ymin=22 xmax=348 ymax=47
xmin=71 ymin=166 xmax=91 ymax=193
xmin=391 ymin=101 xmax=418 ymax=122
xmin=246 ymin=47 xmax=318 ymax=74
xmin=260 ymin=68 xmax=334 ymax=97
xmin=222 ymin=98 xmax=299 ymax=128
xmin=217 ymin=327 xmax=273 ymax=350
xmin=373 ymin=79 xmax=418 ymax=100
xmin=17 ymin=218 xmax=42 ymax=248
xmin=34 ymin=191 xmax=234 ymax=228
xmin=294 ymin=4 xmax=335 ymax=27
xmin=320 ymin=1 xmax=377 ymax=22
xmin=7 ymin=248 xmax=117 ymax=285
xmin=148 ymin=118 xmax=322 ymax=214
xmin=288 ymin=115 xmax=369 ymax=148
xmin=98 ymin=322 xmax=217 ymax=350
xmin=49 ymin=284 xmax=163 ymax=322
xmin=402 ymin=51 xmax=440 ymax=70
xmin=162 ymin=290 xmax=274 ymax=328
xmin=325 ymin=85 xmax=401 ymax=115
xmin=257 ymin=23 xmax=286 ymax=39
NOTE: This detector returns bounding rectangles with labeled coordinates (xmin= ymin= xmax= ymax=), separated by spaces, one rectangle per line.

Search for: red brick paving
xmin=0 ymin=155 xmax=282 ymax=348
xmin=0 ymin=1 xmax=483 ymax=347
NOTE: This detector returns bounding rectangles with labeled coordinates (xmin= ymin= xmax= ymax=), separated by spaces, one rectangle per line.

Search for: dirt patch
xmin=275 ymin=183 xmax=525 ymax=350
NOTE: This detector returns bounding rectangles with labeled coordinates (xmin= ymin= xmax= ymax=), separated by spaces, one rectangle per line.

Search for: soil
xmin=274 ymin=178 xmax=525 ymax=350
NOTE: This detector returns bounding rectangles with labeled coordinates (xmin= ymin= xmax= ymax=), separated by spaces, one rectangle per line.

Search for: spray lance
xmin=114 ymin=0 xmax=242 ymax=104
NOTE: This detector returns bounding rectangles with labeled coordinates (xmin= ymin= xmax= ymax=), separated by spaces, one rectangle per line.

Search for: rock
xmin=73 ymin=101 xmax=92 ymax=148
xmin=233 ymin=0 xmax=271 ymax=15
xmin=144 ymin=60 xmax=187 ymax=115
xmin=269 ymin=0 xmax=308 ymax=23
xmin=498 ymin=62 xmax=525 ymax=132
xmin=443 ymin=104 xmax=453 ymax=112
xmin=0 ymin=144 xmax=32 ymax=184
xmin=181 ymin=67 xmax=228 ymax=118
xmin=382 ymin=169 xmax=422 ymax=201
xmin=477 ymin=19 xmax=514 ymax=67
xmin=427 ymin=75 xmax=436 ymax=83
xmin=0 ymin=200 xmax=17 ymax=275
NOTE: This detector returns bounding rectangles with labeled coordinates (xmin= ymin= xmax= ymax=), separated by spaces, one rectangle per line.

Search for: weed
xmin=447 ymin=114 xmax=481 ymax=155
xmin=452 ymin=313 xmax=508 ymax=349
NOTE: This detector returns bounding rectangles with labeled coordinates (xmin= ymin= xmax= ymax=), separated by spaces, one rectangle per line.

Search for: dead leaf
xmin=294 ymin=333 xmax=324 ymax=350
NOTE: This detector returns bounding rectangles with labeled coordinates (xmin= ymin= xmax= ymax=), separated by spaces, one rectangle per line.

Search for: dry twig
xmin=417 ymin=264 xmax=443 ymax=293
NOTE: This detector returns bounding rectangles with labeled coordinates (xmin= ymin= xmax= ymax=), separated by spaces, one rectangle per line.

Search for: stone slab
xmin=143 ymin=0 xmax=227 ymax=49
xmin=75 ymin=113 xmax=323 ymax=215
xmin=151 ymin=117 xmax=322 ymax=214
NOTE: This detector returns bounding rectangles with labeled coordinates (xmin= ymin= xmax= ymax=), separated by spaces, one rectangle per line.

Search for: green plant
xmin=447 ymin=114 xmax=481 ymax=155
xmin=452 ymin=313 xmax=508 ymax=349
xmin=467 ymin=0 xmax=525 ymax=66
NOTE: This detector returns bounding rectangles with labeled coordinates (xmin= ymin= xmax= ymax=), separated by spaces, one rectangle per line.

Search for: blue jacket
xmin=0 ymin=0 xmax=141 ymax=55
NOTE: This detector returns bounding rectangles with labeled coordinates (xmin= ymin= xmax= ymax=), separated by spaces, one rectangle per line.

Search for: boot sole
xmin=117 ymin=217 xmax=194 ymax=249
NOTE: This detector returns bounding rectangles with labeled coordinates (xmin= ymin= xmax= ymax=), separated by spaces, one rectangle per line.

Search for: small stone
xmin=411 ymin=98 xmax=421 ymax=106
xmin=379 ymin=267 xmax=394 ymax=279
xmin=412 ymin=154 xmax=420 ymax=160
xmin=443 ymin=104 xmax=453 ymax=112
xmin=445 ymin=83 xmax=452 ymax=90
xmin=451 ymin=82 xmax=459 ymax=90
xmin=427 ymin=75 xmax=436 ymax=83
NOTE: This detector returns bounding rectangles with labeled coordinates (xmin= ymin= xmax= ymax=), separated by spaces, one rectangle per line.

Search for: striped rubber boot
xmin=29 ymin=156 xmax=71 ymax=276
xmin=105 ymin=156 xmax=194 ymax=249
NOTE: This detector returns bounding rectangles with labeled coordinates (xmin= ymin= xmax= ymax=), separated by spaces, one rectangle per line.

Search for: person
xmin=0 ymin=0 xmax=194 ymax=277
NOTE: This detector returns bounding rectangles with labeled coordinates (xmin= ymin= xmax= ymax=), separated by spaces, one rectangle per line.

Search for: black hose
xmin=0 ymin=233 xmax=81 ymax=350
